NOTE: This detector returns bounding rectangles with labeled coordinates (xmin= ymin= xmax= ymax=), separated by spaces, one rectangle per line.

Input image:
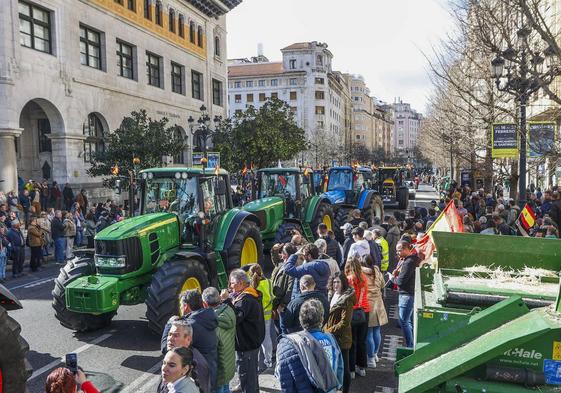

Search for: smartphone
xmin=65 ymin=353 xmax=78 ymax=374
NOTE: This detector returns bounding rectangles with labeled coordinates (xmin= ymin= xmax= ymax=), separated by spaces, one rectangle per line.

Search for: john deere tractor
xmin=52 ymin=167 xmax=263 ymax=334
xmin=243 ymin=168 xmax=333 ymax=247
xmin=322 ymin=166 xmax=384 ymax=239
xmin=373 ymin=166 xmax=409 ymax=210
xmin=0 ymin=284 xmax=32 ymax=393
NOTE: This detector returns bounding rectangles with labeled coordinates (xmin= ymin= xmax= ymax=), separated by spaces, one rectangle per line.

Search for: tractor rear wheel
xmin=145 ymin=258 xmax=209 ymax=334
xmin=363 ymin=195 xmax=384 ymax=226
xmin=397 ymin=187 xmax=408 ymax=210
xmin=52 ymin=258 xmax=116 ymax=331
xmin=226 ymin=220 xmax=263 ymax=270
xmin=333 ymin=207 xmax=351 ymax=242
xmin=273 ymin=222 xmax=303 ymax=244
xmin=0 ymin=306 xmax=32 ymax=393
xmin=310 ymin=202 xmax=334 ymax=237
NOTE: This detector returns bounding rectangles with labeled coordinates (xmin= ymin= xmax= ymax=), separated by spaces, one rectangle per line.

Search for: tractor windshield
xmin=143 ymin=177 xmax=200 ymax=217
xmin=327 ymin=170 xmax=353 ymax=191
xmin=260 ymin=172 xmax=297 ymax=199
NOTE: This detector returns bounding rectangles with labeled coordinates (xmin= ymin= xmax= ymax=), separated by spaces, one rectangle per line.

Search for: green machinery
xmin=242 ymin=167 xmax=333 ymax=247
xmin=396 ymin=231 xmax=561 ymax=393
xmin=322 ymin=166 xmax=384 ymax=239
xmin=52 ymin=167 xmax=263 ymax=334
xmin=0 ymin=285 xmax=32 ymax=393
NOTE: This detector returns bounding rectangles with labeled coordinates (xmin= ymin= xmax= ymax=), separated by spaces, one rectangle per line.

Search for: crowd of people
xmin=0 ymin=179 xmax=127 ymax=282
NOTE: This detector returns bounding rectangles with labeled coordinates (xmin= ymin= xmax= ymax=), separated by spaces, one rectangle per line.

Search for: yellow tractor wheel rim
xmin=240 ymin=237 xmax=258 ymax=266
xmin=322 ymin=214 xmax=332 ymax=231
xmin=179 ymin=277 xmax=202 ymax=315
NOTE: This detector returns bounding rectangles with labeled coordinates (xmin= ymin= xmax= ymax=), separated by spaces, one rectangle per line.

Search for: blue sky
xmin=226 ymin=0 xmax=455 ymax=114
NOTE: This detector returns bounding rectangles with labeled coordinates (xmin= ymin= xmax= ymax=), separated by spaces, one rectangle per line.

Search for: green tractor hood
xmin=243 ymin=197 xmax=285 ymax=237
xmin=95 ymin=213 xmax=179 ymax=240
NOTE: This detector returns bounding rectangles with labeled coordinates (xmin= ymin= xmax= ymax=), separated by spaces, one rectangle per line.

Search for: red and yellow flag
xmin=519 ymin=203 xmax=536 ymax=230
xmin=241 ymin=165 xmax=248 ymax=176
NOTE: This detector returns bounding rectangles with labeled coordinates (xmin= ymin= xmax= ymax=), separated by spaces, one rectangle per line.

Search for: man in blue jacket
xmin=7 ymin=221 xmax=25 ymax=278
xmin=161 ymin=289 xmax=218 ymax=391
xmin=283 ymin=243 xmax=330 ymax=299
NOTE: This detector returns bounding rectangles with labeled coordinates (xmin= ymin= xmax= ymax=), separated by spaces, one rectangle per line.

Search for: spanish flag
xmin=241 ymin=165 xmax=248 ymax=176
xmin=519 ymin=203 xmax=536 ymax=230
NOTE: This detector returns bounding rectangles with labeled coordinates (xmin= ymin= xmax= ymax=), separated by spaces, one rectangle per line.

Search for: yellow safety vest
xmin=257 ymin=278 xmax=273 ymax=321
xmin=376 ymin=237 xmax=389 ymax=272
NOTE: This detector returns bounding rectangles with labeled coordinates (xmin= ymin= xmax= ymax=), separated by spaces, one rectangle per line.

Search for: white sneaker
xmin=375 ymin=354 xmax=380 ymax=362
xmin=367 ymin=358 xmax=376 ymax=368
xmin=356 ymin=368 xmax=366 ymax=377
xmin=350 ymin=371 xmax=355 ymax=379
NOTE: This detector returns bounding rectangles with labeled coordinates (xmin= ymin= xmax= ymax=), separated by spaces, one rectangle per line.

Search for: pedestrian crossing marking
xmin=381 ymin=334 xmax=403 ymax=361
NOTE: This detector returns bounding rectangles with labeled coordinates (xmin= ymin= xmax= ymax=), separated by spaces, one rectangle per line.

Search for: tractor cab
xmin=324 ymin=166 xmax=373 ymax=205
xmin=255 ymin=168 xmax=313 ymax=219
xmin=140 ymin=168 xmax=231 ymax=249
xmin=373 ymin=166 xmax=409 ymax=209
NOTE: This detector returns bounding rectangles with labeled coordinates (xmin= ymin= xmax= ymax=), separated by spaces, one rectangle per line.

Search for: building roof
xmin=281 ymin=42 xmax=311 ymax=51
xmin=228 ymin=62 xmax=284 ymax=77
xmin=183 ymin=0 xmax=242 ymax=17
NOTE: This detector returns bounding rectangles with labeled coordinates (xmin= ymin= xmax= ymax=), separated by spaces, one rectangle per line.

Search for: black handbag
xmin=351 ymin=284 xmax=367 ymax=325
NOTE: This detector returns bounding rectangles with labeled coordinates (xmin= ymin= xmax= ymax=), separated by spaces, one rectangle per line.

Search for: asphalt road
xmin=9 ymin=184 xmax=438 ymax=393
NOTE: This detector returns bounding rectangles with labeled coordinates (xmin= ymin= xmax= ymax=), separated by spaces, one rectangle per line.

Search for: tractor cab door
xmin=199 ymin=176 xmax=229 ymax=251
xmin=349 ymin=172 xmax=366 ymax=204
xmin=297 ymin=172 xmax=313 ymax=218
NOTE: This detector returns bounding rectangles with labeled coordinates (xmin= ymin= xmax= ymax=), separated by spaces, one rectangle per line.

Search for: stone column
xmin=49 ymin=134 xmax=87 ymax=185
xmin=0 ymin=128 xmax=22 ymax=193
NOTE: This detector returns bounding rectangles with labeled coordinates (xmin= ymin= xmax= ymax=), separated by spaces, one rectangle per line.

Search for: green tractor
xmin=322 ymin=166 xmax=384 ymax=239
xmin=242 ymin=168 xmax=333 ymax=248
xmin=0 ymin=284 xmax=32 ymax=393
xmin=52 ymin=167 xmax=263 ymax=334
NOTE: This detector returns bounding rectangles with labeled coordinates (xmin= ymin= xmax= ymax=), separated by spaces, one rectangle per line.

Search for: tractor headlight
xmin=147 ymin=172 xmax=154 ymax=179
xmin=141 ymin=172 xmax=148 ymax=180
xmin=174 ymin=172 xmax=181 ymax=179
xmin=95 ymin=255 xmax=126 ymax=268
xmin=181 ymin=172 xmax=188 ymax=179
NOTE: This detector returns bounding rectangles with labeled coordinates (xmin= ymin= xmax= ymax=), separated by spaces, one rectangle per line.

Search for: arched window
xmin=178 ymin=14 xmax=184 ymax=37
xmin=214 ymin=36 xmax=220 ymax=57
xmin=173 ymin=127 xmax=187 ymax=164
xmin=168 ymin=8 xmax=175 ymax=33
xmin=189 ymin=21 xmax=196 ymax=44
xmin=155 ymin=1 xmax=162 ymax=26
xmin=197 ymin=26 xmax=203 ymax=47
xmin=144 ymin=0 xmax=151 ymax=20
xmin=83 ymin=113 xmax=105 ymax=163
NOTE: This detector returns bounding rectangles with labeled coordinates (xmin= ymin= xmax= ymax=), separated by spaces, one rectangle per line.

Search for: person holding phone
xmin=45 ymin=367 xmax=99 ymax=393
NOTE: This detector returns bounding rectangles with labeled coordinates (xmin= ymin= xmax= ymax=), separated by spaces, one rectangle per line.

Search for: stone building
xmin=0 ymin=0 xmax=241 ymax=196
xmin=392 ymin=99 xmax=422 ymax=156
xmin=227 ymin=41 xmax=351 ymax=166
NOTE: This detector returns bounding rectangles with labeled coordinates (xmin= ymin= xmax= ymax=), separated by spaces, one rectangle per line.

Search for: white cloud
xmin=226 ymin=0 xmax=454 ymax=113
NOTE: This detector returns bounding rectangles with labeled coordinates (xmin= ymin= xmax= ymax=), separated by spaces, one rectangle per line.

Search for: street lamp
xmin=490 ymin=26 xmax=560 ymax=206
xmin=187 ymin=104 xmax=222 ymax=169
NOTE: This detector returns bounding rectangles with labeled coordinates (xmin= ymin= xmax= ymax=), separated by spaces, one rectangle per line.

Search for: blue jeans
xmin=54 ymin=237 xmax=66 ymax=263
xmin=398 ymin=294 xmax=414 ymax=348
xmin=0 ymin=248 xmax=6 ymax=279
xmin=76 ymin=229 xmax=83 ymax=247
xmin=367 ymin=326 xmax=382 ymax=358
xmin=215 ymin=384 xmax=230 ymax=393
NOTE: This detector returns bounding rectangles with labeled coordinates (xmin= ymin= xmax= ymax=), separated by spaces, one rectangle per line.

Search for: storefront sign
xmin=492 ymin=123 xmax=518 ymax=158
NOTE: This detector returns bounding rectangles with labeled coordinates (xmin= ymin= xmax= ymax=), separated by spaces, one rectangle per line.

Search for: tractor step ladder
xmin=301 ymin=222 xmax=314 ymax=242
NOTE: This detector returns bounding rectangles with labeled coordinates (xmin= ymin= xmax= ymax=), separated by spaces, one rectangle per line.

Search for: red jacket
xmin=347 ymin=273 xmax=370 ymax=312
xmin=81 ymin=381 xmax=99 ymax=393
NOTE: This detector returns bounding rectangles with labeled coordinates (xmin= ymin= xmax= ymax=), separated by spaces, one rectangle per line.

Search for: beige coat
xmin=362 ymin=266 xmax=388 ymax=327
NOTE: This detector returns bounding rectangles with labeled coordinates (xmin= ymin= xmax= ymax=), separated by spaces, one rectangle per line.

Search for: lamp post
xmin=187 ymin=104 xmax=222 ymax=170
xmin=490 ymin=26 xmax=559 ymax=206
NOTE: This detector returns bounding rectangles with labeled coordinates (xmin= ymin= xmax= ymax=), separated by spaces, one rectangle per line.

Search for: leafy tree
xmin=350 ymin=143 xmax=372 ymax=164
xmin=213 ymin=98 xmax=307 ymax=171
xmin=87 ymin=110 xmax=186 ymax=188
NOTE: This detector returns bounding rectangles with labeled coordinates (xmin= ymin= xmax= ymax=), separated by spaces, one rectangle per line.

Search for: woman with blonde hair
xmin=249 ymin=263 xmax=274 ymax=372
xmin=344 ymin=256 xmax=370 ymax=379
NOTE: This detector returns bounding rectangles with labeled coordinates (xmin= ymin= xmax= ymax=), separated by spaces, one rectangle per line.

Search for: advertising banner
xmin=528 ymin=122 xmax=556 ymax=158
xmin=492 ymin=123 xmax=518 ymax=158
xmin=193 ymin=152 xmax=220 ymax=169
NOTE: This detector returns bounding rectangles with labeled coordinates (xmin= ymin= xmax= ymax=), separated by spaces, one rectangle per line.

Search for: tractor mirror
xmin=215 ymin=178 xmax=227 ymax=195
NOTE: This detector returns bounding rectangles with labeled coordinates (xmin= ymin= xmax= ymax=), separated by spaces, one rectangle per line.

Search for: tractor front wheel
xmin=226 ymin=220 xmax=263 ymax=270
xmin=397 ymin=187 xmax=408 ymax=210
xmin=310 ymin=202 xmax=334 ymax=237
xmin=333 ymin=207 xmax=351 ymax=242
xmin=145 ymin=258 xmax=210 ymax=334
xmin=363 ymin=195 xmax=384 ymax=226
xmin=52 ymin=258 xmax=116 ymax=332
xmin=273 ymin=222 xmax=303 ymax=245
xmin=0 ymin=306 xmax=32 ymax=393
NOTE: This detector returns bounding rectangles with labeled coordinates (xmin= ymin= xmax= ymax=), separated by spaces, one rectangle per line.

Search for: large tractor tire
xmin=310 ymin=202 xmax=334 ymax=236
xmin=225 ymin=220 xmax=264 ymax=270
xmin=363 ymin=195 xmax=384 ymax=227
xmin=273 ymin=222 xmax=303 ymax=244
xmin=333 ymin=207 xmax=351 ymax=242
xmin=52 ymin=257 xmax=116 ymax=332
xmin=0 ymin=306 xmax=32 ymax=393
xmin=397 ymin=187 xmax=408 ymax=210
xmin=145 ymin=258 xmax=210 ymax=335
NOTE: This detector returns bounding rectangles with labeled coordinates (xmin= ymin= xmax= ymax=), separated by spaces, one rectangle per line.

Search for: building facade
xmin=348 ymin=74 xmax=393 ymax=157
xmin=227 ymin=41 xmax=351 ymax=166
xmin=0 ymin=0 xmax=241 ymax=196
xmin=392 ymin=99 xmax=422 ymax=155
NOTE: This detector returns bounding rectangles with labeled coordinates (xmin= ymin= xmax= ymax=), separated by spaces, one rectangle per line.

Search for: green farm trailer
xmin=396 ymin=232 xmax=561 ymax=393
